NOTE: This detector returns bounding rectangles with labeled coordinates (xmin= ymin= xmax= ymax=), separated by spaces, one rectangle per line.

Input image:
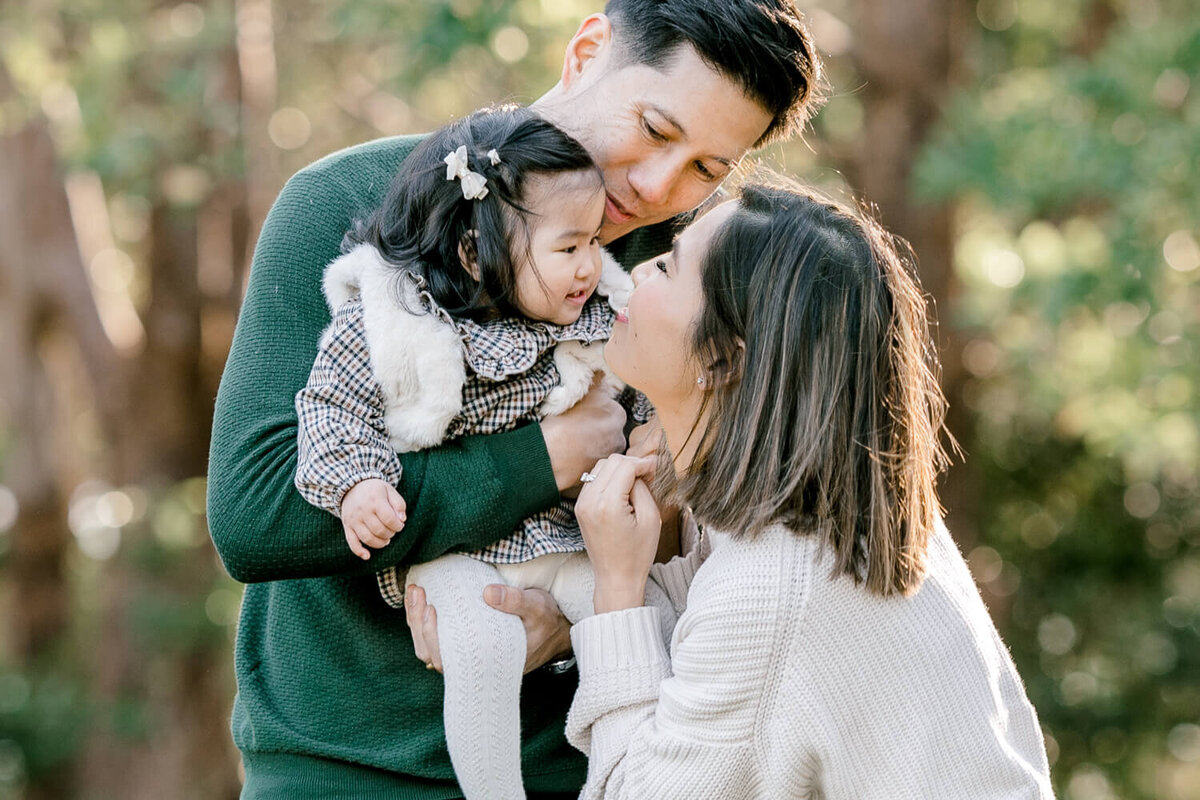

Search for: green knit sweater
xmin=206 ymin=134 xmax=683 ymax=799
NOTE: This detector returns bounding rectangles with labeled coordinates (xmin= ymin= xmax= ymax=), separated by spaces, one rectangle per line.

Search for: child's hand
xmin=340 ymin=479 xmax=407 ymax=560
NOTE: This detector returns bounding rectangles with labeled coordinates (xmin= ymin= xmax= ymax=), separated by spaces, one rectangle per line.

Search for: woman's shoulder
xmin=686 ymin=523 xmax=823 ymax=620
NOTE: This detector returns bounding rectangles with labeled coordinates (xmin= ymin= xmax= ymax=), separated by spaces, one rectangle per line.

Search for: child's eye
xmin=563 ymin=245 xmax=577 ymax=254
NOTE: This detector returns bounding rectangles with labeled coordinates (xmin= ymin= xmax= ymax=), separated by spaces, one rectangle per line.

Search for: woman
xmin=566 ymin=183 xmax=1054 ymax=798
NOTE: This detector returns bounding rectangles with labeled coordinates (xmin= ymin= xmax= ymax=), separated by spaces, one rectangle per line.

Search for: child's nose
xmin=579 ymin=248 xmax=600 ymax=279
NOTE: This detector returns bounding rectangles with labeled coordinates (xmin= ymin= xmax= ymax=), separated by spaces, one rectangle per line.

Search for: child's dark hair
xmin=347 ymin=105 xmax=601 ymax=320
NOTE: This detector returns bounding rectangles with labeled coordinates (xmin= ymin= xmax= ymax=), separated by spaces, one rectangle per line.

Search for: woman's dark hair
xmin=604 ymin=0 xmax=826 ymax=145
xmin=347 ymin=105 xmax=600 ymax=320
xmin=677 ymin=183 xmax=952 ymax=596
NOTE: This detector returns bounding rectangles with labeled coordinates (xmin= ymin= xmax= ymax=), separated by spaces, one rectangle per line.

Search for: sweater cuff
xmin=489 ymin=422 xmax=560 ymax=518
xmin=572 ymin=606 xmax=669 ymax=675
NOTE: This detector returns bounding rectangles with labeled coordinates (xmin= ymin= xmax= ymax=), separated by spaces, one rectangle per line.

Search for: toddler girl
xmin=293 ymin=106 xmax=656 ymax=800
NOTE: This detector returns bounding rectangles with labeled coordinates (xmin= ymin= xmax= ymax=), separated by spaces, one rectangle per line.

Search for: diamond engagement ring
xmin=580 ymin=471 xmax=597 ymax=483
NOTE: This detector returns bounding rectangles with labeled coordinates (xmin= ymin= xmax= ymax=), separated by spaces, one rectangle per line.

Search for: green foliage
xmin=0 ymin=668 xmax=87 ymax=797
xmin=917 ymin=2 xmax=1200 ymax=797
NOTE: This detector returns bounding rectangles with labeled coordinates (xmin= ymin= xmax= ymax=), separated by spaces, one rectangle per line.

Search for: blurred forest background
xmin=0 ymin=0 xmax=1196 ymax=798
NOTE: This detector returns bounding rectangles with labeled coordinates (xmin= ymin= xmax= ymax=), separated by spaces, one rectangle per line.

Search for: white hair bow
xmin=443 ymin=145 xmax=489 ymax=200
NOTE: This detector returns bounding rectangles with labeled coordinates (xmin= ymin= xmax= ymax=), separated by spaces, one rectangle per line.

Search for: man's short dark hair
xmin=605 ymin=0 xmax=824 ymax=145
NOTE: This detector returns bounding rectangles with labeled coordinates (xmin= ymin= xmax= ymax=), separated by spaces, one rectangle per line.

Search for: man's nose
xmin=628 ymin=155 xmax=680 ymax=207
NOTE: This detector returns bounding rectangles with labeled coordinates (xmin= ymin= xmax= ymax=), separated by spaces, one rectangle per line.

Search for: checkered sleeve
xmin=294 ymin=300 xmax=402 ymax=517
xmin=619 ymin=386 xmax=655 ymax=426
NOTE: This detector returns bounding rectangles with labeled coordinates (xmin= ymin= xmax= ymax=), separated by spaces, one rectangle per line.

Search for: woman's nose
xmin=630 ymin=259 xmax=653 ymax=286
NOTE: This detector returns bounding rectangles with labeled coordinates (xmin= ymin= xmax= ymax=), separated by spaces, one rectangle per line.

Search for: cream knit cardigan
xmin=566 ymin=521 xmax=1055 ymax=799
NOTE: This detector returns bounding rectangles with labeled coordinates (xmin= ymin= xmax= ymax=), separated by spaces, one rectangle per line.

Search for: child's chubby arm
xmin=293 ymin=300 xmax=407 ymax=523
xmin=209 ymin=155 xmax=604 ymax=584
xmin=339 ymin=478 xmax=407 ymax=560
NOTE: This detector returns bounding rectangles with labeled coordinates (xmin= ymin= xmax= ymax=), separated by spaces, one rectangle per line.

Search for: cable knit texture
xmin=206 ymin=133 xmax=687 ymax=798
xmin=567 ymin=521 xmax=1055 ymax=799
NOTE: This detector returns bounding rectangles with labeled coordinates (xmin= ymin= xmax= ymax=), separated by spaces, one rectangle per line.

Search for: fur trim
xmin=596 ymin=249 xmax=633 ymax=311
xmin=322 ymin=245 xmax=634 ymax=448
xmin=323 ymin=245 xmax=466 ymax=453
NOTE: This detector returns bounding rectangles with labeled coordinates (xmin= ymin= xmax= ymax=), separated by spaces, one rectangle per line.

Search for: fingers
xmin=483 ymin=586 xmax=570 ymax=673
xmin=388 ymin=486 xmax=408 ymax=526
xmin=626 ymin=416 xmax=663 ymax=458
xmin=405 ymin=585 xmax=442 ymax=672
xmin=631 ymin=477 xmax=661 ymax=528
xmin=355 ymin=513 xmax=395 ymax=549
xmin=344 ymin=527 xmax=372 ymax=560
xmin=483 ymin=583 xmax=524 ymax=616
xmin=586 ymin=453 xmax=656 ymax=493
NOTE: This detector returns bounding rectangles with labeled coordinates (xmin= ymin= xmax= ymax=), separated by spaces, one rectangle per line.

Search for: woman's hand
xmin=575 ymin=454 xmax=662 ymax=614
xmin=626 ymin=416 xmax=664 ymax=459
xmin=404 ymin=584 xmax=572 ymax=674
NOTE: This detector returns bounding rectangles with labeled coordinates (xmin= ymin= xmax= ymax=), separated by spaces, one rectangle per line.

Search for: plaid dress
xmin=295 ymin=266 xmax=651 ymax=609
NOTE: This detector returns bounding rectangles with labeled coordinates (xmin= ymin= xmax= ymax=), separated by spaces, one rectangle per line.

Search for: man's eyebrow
xmin=648 ymin=105 xmax=735 ymax=169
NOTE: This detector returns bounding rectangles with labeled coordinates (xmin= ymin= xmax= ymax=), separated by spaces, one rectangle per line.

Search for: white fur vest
xmin=321 ymin=243 xmax=632 ymax=453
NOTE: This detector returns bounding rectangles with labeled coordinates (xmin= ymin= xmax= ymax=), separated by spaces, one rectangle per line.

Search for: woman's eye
xmin=655 ymin=259 xmax=668 ymax=273
xmin=643 ymin=118 xmax=668 ymax=143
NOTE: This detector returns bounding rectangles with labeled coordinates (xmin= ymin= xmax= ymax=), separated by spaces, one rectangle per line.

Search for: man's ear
xmin=560 ymin=14 xmax=614 ymax=89
xmin=458 ymin=231 xmax=480 ymax=281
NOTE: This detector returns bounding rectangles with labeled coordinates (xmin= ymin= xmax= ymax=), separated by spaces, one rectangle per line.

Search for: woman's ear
xmin=560 ymin=14 xmax=614 ymax=90
xmin=458 ymin=231 xmax=480 ymax=281
xmin=705 ymin=339 xmax=747 ymax=388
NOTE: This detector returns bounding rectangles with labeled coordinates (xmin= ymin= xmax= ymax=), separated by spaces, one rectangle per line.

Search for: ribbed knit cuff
xmin=490 ymin=422 xmax=560 ymax=519
xmin=649 ymin=550 xmax=701 ymax=610
xmin=572 ymin=606 xmax=669 ymax=674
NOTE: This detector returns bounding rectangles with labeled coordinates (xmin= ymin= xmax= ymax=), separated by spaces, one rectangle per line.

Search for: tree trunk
xmin=0 ymin=76 xmax=105 ymax=800
xmin=849 ymin=0 xmax=978 ymax=549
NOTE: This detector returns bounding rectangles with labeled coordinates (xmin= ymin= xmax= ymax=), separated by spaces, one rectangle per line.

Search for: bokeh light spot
xmin=1168 ymin=723 xmax=1200 ymax=762
xmin=1133 ymin=631 xmax=1177 ymax=675
xmin=1163 ymin=230 xmax=1200 ymax=272
xmin=268 ymin=107 xmax=312 ymax=150
xmin=984 ymin=249 xmax=1025 ymax=287
xmin=1067 ymin=763 xmax=1113 ymax=800
xmin=1124 ymin=482 xmax=1160 ymax=519
xmin=491 ymin=26 xmax=529 ymax=64
xmin=977 ymin=0 xmax=1017 ymax=31
xmin=170 ymin=3 xmax=206 ymax=38
xmin=968 ymin=546 xmax=1003 ymax=583
xmin=1038 ymin=614 xmax=1077 ymax=655
xmin=1154 ymin=68 xmax=1190 ymax=109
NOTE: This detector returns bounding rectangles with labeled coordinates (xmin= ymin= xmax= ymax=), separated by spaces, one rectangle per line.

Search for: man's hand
xmin=541 ymin=374 xmax=627 ymax=493
xmin=339 ymin=479 xmax=407 ymax=560
xmin=405 ymin=583 xmax=572 ymax=674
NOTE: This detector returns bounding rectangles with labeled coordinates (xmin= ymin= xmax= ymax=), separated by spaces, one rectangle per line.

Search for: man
xmin=207 ymin=2 xmax=821 ymax=796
